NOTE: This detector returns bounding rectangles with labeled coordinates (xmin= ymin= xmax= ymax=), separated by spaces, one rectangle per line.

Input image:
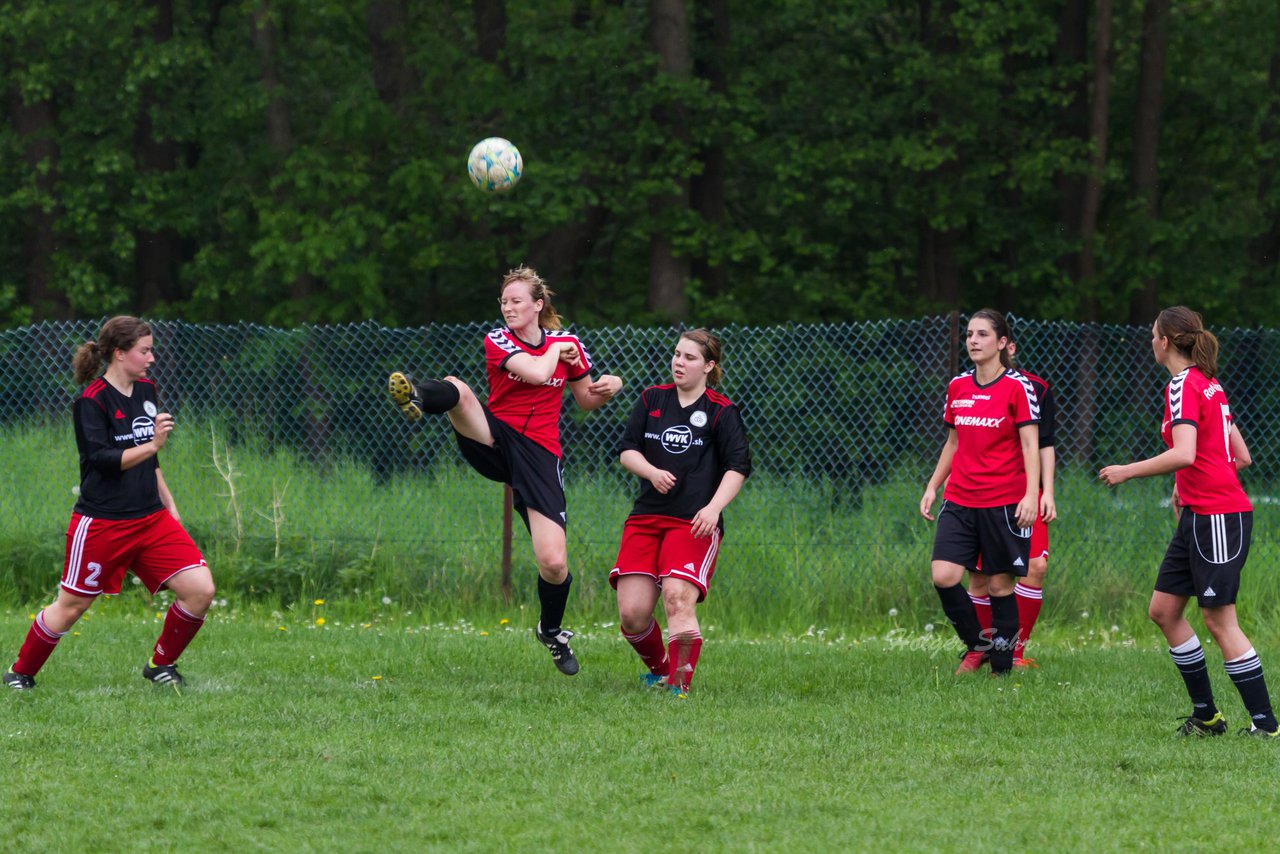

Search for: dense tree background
xmin=1 ymin=0 xmax=1277 ymax=329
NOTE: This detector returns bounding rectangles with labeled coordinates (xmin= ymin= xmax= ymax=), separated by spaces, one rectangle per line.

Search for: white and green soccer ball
xmin=467 ymin=137 xmax=523 ymax=193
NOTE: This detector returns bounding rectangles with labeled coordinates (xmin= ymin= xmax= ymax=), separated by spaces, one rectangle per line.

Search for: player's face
xmin=672 ymin=338 xmax=713 ymax=390
xmin=117 ymin=336 xmax=155 ymax=379
xmin=965 ymin=319 xmax=1006 ymax=367
xmin=499 ymin=281 xmax=543 ymax=332
xmin=1151 ymin=321 xmax=1167 ymax=364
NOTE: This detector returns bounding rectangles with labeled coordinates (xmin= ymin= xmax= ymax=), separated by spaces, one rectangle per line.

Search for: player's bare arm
xmin=505 ymin=342 xmax=579 ymax=386
xmin=691 ymin=471 xmax=747 ymax=539
xmin=572 ymin=373 xmax=623 ymax=410
xmin=620 ymin=449 xmax=675 ymax=494
xmin=1098 ymin=423 xmax=1196 ymax=486
xmin=920 ymin=429 xmax=958 ymax=521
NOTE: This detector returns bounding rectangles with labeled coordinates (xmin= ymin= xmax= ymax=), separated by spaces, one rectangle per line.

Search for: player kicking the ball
xmin=387 ymin=266 xmax=622 ymax=676
xmin=610 ymin=330 xmax=751 ymax=698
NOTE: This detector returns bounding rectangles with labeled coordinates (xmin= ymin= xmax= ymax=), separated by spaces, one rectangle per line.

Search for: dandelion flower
xmin=499 ymin=618 xmax=510 ymax=625
xmin=314 ymin=599 xmax=325 ymax=606
xmin=372 ymin=675 xmax=382 ymax=681
xmin=381 ymin=596 xmax=392 ymax=605
xmin=479 ymin=631 xmax=489 ymax=636
xmin=27 ymin=613 xmax=35 ymax=620
xmin=278 ymin=626 xmax=287 ymax=631
xmin=924 ymin=623 xmax=935 ymax=633
xmin=1080 ymin=611 xmax=1089 ymax=619
xmin=888 ymin=608 xmax=899 ymax=617
xmin=315 ymin=617 xmax=326 ymax=626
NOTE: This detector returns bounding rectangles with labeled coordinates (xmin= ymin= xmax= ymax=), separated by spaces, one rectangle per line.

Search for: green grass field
xmin=4 ymin=603 xmax=1279 ymax=851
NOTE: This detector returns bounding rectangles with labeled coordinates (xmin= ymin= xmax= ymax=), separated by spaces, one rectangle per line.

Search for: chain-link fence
xmin=3 ymin=316 xmax=1278 ymax=618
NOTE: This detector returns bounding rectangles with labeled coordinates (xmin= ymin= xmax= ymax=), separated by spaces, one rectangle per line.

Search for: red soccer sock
xmin=969 ymin=593 xmax=992 ymax=634
xmin=667 ymin=633 xmax=703 ymax=692
xmin=1014 ymin=582 xmax=1043 ymax=657
xmin=13 ymin=610 xmax=66 ymax=677
xmin=152 ymin=602 xmax=206 ymax=666
xmin=622 ymin=620 xmax=667 ymax=676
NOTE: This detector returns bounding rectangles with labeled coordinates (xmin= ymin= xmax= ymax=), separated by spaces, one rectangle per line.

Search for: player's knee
xmin=618 ymin=609 xmax=651 ymax=635
xmin=1148 ymin=600 xmax=1177 ymax=627
xmin=1027 ymin=559 xmax=1047 ymax=585
xmin=661 ymin=588 xmax=697 ymax=619
xmin=537 ymin=558 xmax=568 ymax=584
xmin=1200 ymin=607 xmax=1237 ymax=637
xmin=931 ymin=562 xmax=963 ymax=588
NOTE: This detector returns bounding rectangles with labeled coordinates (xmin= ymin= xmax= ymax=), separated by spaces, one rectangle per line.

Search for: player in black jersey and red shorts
xmin=1100 ymin=306 xmax=1278 ymax=738
xmin=4 ymin=317 xmax=215 ymax=691
xmin=387 ymin=266 xmax=623 ymax=676
xmin=609 ymin=329 xmax=751 ymax=698
xmin=920 ymin=309 xmax=1041 ymax=676
xmin=966 ymin=335 xmax=1057 ymax=669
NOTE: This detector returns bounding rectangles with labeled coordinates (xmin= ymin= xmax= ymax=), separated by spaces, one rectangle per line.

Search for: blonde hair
xmin=680 ymin=328 xmax=724 ymax=387
xmin=1157 ymin=306 xmax=1219 ymax=378
xmin=73 ymin=316 xmax=152 ymax=385
xmin=501 ymin=265 xmax=562 ymax=330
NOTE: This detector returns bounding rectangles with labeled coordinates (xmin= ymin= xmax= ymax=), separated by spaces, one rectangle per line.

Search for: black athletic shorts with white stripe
xmin=454 ymin=405 xmax=567 ymax=532
xmin=1156 ymin=509 xmax=1252 ymax=607
xmin=931 ymin=500 xmax=1031 ymax=577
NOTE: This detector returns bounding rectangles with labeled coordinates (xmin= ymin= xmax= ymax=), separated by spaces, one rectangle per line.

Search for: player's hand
xmin=152 ymin=412 xmax=175 ymax=451
xmin=588 ymin=374 xmax=622 ymax=400
xmin=1015 ymin=493 xmax=1037 ymax=529
xmin=649 ymin=468 xmax=676 ymax=494
xmin=1097 ymin=465 xmax=1129 ymax=487
xmin=919 ymin=489 xmax=937 ymax=521
xmin=690 ymin=506 xmax=718 ymax=539
xmin=557 ymin=342 xmax=581 ymax=366
xmin=1039 ymin=492 xmax=1056 ymax=523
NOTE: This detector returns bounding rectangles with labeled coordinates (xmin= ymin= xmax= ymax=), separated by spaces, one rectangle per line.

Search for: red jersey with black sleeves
xmin=73 ymin=376 xmax=165 ymax=520
xmin=1162 ymin=366 xmax=1251 ymax=514
xmin=484 ymin=326 xmax=593 ymax=458
xmin=942 ymin=368 xmax=1039 ymax=508
xmin=1020 ymin=370 xmax=1055 ymax=450
xmin=616 ymin=384 xmax=752 ymax=530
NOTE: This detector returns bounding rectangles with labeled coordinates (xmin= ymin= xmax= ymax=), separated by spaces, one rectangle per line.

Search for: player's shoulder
xmin=545 ymin=328 xmax=582 ymax=344
xmin=1017 ymin=367 xmax=1048 ymax=390
xmin=80 ymin=377 xmax=110 ymax=402
xmin=1167 ymin=366 xmax=1194 ymax=393
xmin=643 ymin=383 xmax=678 ymax=402
xmin=486 ymin=326 xmax=523 ymax=354
xmin=947 ymin=368 xmax=976 ymax=389
xmin=704 ymin=387 xmax=737 ymax=409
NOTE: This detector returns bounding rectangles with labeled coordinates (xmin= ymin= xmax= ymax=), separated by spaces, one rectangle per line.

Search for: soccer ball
xmin=467 ymin=137 xmax=522 ymax=193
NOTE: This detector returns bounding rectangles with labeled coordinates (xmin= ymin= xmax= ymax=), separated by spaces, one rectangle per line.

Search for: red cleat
xmin=955 ymin=650 xmax=986 ymax=674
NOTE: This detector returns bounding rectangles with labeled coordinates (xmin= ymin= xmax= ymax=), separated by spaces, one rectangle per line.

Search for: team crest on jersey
xmin=144 ymin=401 xmax=157 ymax=417
xmin=690 ymin=411 xmax=707 ymax=428
xmin=130 ymin=416 xmax=156 ymax=445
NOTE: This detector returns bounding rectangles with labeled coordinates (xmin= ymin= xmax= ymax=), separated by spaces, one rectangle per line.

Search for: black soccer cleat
xmin=535 ymin=622 xmax=580 ymax=676
xmin=1176 ymin=711 xmax=1227 ymax=737
xmin=142 ymin=662 xmax=185 ymax=687
xmin=387 ymin=372 xmax=424 ymax=422
xmin=3 ymin=670 xmax=35 ymax=691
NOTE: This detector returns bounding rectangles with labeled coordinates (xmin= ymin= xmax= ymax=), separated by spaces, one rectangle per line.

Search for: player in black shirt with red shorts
xmin=4 ymin=317 xmax=215 ymax=691
xmin=610 ymin=330 xmax=752 ymax=698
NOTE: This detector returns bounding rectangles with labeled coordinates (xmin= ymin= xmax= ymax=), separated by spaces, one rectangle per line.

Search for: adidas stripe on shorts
xmin=1156 ymin=509 xmax=1252 ymax=607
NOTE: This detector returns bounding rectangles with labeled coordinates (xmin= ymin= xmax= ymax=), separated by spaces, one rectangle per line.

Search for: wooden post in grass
xmin=501 ymin=485 xmax=513 ymax=601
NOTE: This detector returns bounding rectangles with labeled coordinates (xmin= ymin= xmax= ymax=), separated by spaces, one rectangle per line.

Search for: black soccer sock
xmin=1225 ymin=649 xmax=1279 ymax=732
xmin=537 ymin=573 xmax=573 ymax=634
xmin=988 ymin=593 xmax=1019 ymax=674
xmin=1169 ymin=635 xmax=1219 ymax=720
xmin=418 ymin=379 xmax=460 ymax=414
xmin=935 ymin=583 xmax=982 ymax=651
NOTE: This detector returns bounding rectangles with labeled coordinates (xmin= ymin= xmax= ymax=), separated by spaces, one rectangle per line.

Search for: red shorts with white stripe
xmin=62 ymin=509 xmax=207 ymax=597
xmin=609 ymin=514 xmax=721 ymax=602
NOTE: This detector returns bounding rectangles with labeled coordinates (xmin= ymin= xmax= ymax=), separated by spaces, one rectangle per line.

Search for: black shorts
xmin=454 ymin=406 xmax=567 ymax=531
xmin=932 ymin=500 xmax=1031 ymax=577
xmin=1156 ymin=509 xmax=1252 ymax=607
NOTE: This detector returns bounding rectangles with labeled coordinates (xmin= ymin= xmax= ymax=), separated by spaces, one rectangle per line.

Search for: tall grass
xmin=3 ymin=420 xmax=1278 ymax=634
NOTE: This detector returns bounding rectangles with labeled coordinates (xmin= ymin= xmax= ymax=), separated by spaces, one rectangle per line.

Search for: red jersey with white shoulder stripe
xmin=1162 ymin=366 xmax=1251 ymax=514
xmin=942 ymin=368 xmax=1040 ymax=508
xmin=484 ymin=326 xmax=592 ymax=458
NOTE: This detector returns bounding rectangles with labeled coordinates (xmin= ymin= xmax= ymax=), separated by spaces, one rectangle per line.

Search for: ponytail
xmin=1156 ymin=306 xmax=1219 ymax=378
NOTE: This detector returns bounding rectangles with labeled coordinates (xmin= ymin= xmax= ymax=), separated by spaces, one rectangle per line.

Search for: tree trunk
xmin=367 ymin=0 xmax=421 ymax=108
xmin=915 ymin=0 xmax=962 ymax=310
xmin=1074 ymin=0 xmax=1114 ymax=467
xmin=473 ymin=0 xmax=508 ymax=73
xmin=1053 ymin=0 xmax=1089 ymax=283
xmin=134 ymin=0 xmax=179 ymax=312
xmin=252 ymin=0 xmax=314 ymax=304
xmin=1127 ymin=0 xmax=1170 ymax=324
xmin=1248 ymin=51 xmax=1280 ymax=283
xmin=646 ymin=0 xmax=691 ymax=322
xmin=9 ymin=90 xmax=65 ymax=318
xmin=690 ymin=0 xmax=730 ymax=300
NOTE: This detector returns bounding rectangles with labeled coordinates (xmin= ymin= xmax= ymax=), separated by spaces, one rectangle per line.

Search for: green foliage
xmin=0 ymin=2 xmax=1277 ymax=326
